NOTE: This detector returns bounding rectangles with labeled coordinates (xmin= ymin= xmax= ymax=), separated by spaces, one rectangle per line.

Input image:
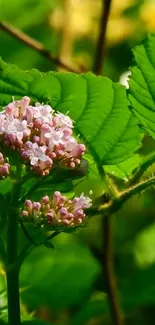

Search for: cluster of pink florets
xmin=0 ymin=152 xmax=10 ymax=179
xmin=22 ymin=191 xmax=92 ymax=227
xmin=0 ymin=97 xmax=85 ymax=176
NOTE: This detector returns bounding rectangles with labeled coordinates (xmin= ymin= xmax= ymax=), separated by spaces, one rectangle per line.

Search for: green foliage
xmin=0 ymin=178 xmax=12 ymax=195
xmin=22 ymin=320 xmax=53 ymax=325
xmin=0 ymin=194 xmax=8 ymax=229
xmin=70 ymin=293 xmax=108 ymax=325
xmin=0 ymin=58 xmax=142 ymax=166
xmin=133 ymin=222 xmax=155 ymax=267
xmin=121 ymin=263 xmax=155 ymax=310
xmin=1 ymin=5 xmax=155 ymax=323
xmin=0 ymin=0 xmax=51 ymax=29
xmin=104 ymin=154 xmax=141 ymax=181
xmin=129 ymin=34 xmax=155 ymax=139
xmin=20 ymin=235 xmax=100 ymax=310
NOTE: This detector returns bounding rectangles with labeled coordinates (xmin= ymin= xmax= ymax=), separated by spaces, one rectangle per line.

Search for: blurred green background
xmin=1 ymin=0 xmax=155 ymax=324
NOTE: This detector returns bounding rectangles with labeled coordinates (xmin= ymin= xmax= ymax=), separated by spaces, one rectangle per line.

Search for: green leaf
xmin=20 ymin=235 xmax=100 ymax=310
xmin=129 ymin=34 xmax=155 ymax=139
xmin=0 ymin=178 xmax=12 ymax=195
xmin=0 ymin=0 xmax=51 ymax=30
xmin=0 ymin=287 xmax=7 ymax=324
xmin=70 ymin=292 xmax=109 ymax=325
xmin=0 ymin=58 xmax=141 ymax=165
xmin=121 ymin=263 xmax=155 ymax=310
xmin=0 ymin=194 xmax=8 ymax=229
xmin=133 ymin=222 xmax=155 ymax=267
xmin=22 ymin=320 xmax=53 ymax=325
xmin=104 ymin=154 xmax=141 ymax=181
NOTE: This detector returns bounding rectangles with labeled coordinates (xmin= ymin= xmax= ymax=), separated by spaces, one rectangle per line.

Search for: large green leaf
xmin=129 ymin=34 xmax=155 ymax=139
xmin=0 ymin=58 xmax=141 ymax=165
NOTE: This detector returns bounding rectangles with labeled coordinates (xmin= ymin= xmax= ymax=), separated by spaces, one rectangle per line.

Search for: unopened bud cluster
xmin=0 ymin=97 xmax=85 ymax=175
xmin=0 ymin=152 xmax=10 ymax=179
xmin=22 ymin=191 xmax=92 ymax=227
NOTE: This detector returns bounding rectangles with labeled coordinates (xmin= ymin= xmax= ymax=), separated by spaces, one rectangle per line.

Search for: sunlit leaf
xmin=0 ymin=58 xmax=142 ymax=165
xmin=129 ymin=34 xmax=155 ymax=139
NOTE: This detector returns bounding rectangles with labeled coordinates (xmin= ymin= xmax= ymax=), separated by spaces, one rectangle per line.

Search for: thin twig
xmin=19 ymin=180 xmax=43 ymax=204
xmin=92 ymin=0 xmax=112 ymax=74
xmin=0 ymin=21 xmax=80 ymax=73
xmin=46 ymin=230 xmax=61 ymax=242
xmin=19 ymin=219 xmax=37 ymax=246
xmin=103 ymin=214 xmax=124 ymax=325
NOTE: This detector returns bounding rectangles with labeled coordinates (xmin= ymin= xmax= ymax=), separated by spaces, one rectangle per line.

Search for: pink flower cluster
xmin=0 ymin=152 xmax=10 ymax=179
xmin=0 ymin=97 xmax=85 ymax=175
xmin=22 ymin=191 xmax=92 ymax=227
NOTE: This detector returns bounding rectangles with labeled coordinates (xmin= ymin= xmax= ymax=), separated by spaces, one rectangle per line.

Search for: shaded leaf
xmin=70 ymin=292 xmax=109 ymax=325
xmin=0 ymin=194 xmax=8 ymax=229
xmin=0 ymin=178 xmax=12 ymax=195
xmin=22 ymin=320 xmax=53 ymax=325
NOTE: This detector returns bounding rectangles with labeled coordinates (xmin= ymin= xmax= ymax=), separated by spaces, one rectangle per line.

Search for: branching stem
xmin=103 ymin=214 xmax=124 ymax=325
xmin=129 ymin=152 xmax=155 ymax=186
xmin=0 ymin=21 xmax=80 ymax=73
xmin=98 ymin=165 xmax=124 ymax=325
xmin=92 ymin=0 xmax=112 ymax=74
xmin=90 ymin=175 xmax=155 ymax=217
xmin=6 ymin=175 xmax=22 ymax=325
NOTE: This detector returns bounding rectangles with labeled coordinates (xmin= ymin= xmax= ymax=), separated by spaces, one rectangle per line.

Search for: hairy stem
xmin=0 ymin=21 xmax=80 ymax=73
xmin=97 ymin=164 xmax=118 ymax=200
xmin=119 ymin=175 xmax=155 ymax=206
xmin=103 ymin=214 xmax=124 ymax=325
xmin=93 ymin=0 xmax=112 ymax=74
xmin=96 ymin=175 xmax=155 ymax=217
xmin=6 ymin=179 xmax=21 ymax=325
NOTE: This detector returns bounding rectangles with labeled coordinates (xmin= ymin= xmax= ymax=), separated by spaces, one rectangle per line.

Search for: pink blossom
xmin=34 ymin=104 xmax=53 ymax=123
xmin=0 ymin=152 xmax=10 ymax=179
xmin=40 ymin=123 xmax=52 ymax=144
xmin=23 ymin=141 xmax=49 ymax=166
xmin=72 ymin=193 xmax=92 ymax=210
xmin=70 ymin=144 xmax=86 ymax=158
xmin=0 ymin=97 xmax=86 ymax=175
xmin=5 ymin=96 xmax=30 ymax=118
xmin=22 ymin=191 xmax=92 ymax=228
xmin=47 ymin=129 xmax=65 ymax=150
xmin=53 ymin=112 xmax=73 ymax=129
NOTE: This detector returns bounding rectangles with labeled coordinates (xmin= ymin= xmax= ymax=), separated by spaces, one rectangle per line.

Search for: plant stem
xmin=98 ymin=166 xmax=123 ymax=325
xmin=118 ymin=175 xmax=155 ymax=206
xmin=0 ymin=21 xmax=80 ymax=73
xmin=6 ymin=175 xmax=22 ymax=325
xmin=92 ymin=0 xmax=112 ymax=74
xmin=97 ymin=164 xmax=118 ymax=199
xmin=103 ymin=214 xmax=124 ymax=325
xmin=96 ymin=175 xmax=155 ymax=216
xmin=19 ymin=219 xmax=37 ymax=245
